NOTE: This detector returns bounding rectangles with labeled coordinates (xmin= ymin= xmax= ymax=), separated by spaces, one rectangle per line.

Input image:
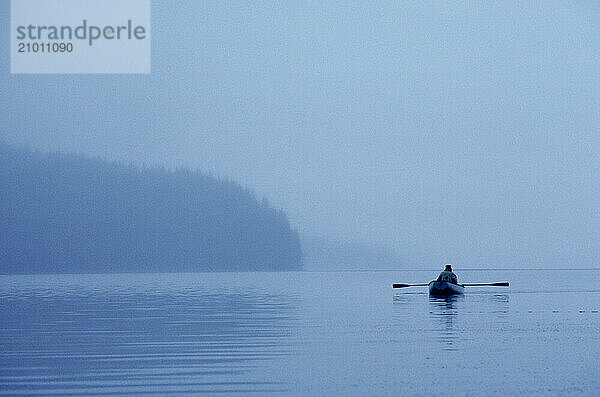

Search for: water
xmin=1 ymin=269 xmax=599 ymax=396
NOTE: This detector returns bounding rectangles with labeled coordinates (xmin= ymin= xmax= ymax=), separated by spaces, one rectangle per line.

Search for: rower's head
xmin=444 ymin=264 xmax=453 ymax=271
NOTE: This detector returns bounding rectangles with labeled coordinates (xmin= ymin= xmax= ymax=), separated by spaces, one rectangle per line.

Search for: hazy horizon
xmin=2 ymin=2 xmax=599 ymax=268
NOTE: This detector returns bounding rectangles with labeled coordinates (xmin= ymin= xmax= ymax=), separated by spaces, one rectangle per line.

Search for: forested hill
xmin=0 ymin=144 xmax=303 ymax=274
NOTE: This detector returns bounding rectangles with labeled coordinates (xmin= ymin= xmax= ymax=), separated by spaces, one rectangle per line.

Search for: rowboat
xmin=428 ymin=281 xmax=465 ymax=295
xmin=392 ymin=280 xmax=507 ymax=292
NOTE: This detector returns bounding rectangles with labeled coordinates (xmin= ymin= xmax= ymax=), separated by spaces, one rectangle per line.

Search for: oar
xmin=392 ymin=283 xmax=429 ymax=288
xmin=392 ymin=282 xmax=509 ymax=288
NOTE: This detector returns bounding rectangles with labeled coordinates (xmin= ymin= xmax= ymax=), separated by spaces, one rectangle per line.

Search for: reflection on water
xmin=0 ymin=275 xmax=294 ymax=396
xmin=428 ymin=295 xmax=463 ymax=351
xmin=427 ymin=294 xmax=510 ymax=351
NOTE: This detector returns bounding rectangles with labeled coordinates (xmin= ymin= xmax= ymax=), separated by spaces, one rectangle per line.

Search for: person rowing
xmin=392 ymin=264 xmax=508 ymax=291
xmin=436 ymin=264 xmax=458 ymax=284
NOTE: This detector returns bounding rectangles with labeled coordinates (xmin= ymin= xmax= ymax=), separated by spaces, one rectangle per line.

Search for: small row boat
xmin=392 ymin=278 xmax=508 ymax=294
xmin=428 ymin=281 xmax=465 ymax=295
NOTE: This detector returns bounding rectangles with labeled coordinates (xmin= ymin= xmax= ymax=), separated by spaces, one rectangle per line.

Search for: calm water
xmin=1 ymin=270 xmax=599 ymax=396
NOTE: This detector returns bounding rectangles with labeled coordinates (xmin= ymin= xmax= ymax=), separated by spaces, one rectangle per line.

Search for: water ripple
xmin=0 ymin=273 xmax=296 ymax=396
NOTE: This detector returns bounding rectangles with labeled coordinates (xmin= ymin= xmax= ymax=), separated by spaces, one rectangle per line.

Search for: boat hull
xmin=428 ymin=281 xmax=465 ymax=295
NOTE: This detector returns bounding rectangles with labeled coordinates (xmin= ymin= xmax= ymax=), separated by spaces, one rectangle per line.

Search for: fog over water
xmin=1 ymin=2 xmax=599 ymax=267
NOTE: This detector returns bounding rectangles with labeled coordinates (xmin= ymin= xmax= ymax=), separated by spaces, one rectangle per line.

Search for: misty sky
xmin=1 ymin=2 xmax=599 ymax=267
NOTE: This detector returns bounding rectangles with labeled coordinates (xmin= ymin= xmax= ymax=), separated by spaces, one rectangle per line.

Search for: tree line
xmin=0 ymin=143 xmax=303 ymax=274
